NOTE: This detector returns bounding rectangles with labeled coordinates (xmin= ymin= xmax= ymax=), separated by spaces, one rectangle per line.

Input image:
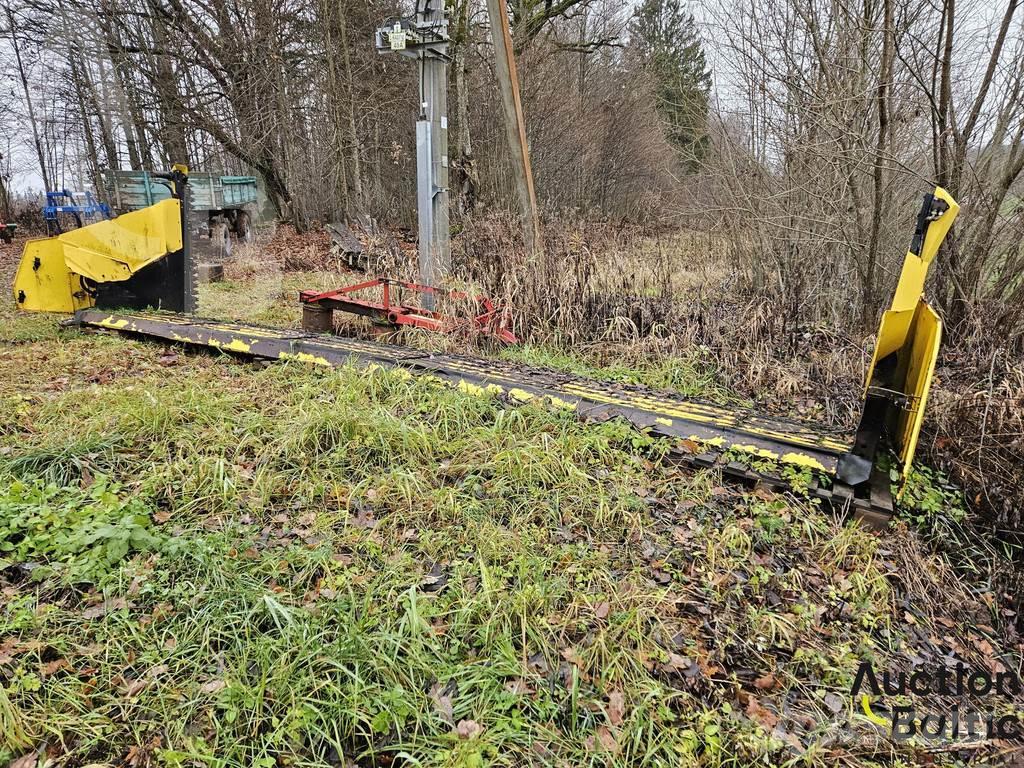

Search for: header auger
xmin=11 ymin=173 xmax=959 ymax=528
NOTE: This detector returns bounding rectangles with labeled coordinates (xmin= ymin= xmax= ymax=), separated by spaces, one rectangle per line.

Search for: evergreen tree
xmin=629 ymin=0 xmax=712 ymax=169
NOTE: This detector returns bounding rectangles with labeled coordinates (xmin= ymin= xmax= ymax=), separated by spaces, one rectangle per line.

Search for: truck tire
xmin=235 ymin=211 xmax=253 ymax=243
xmin=210 ymin=221 xmax=232 ymax=259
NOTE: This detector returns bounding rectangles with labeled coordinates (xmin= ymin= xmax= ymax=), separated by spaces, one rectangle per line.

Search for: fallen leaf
xmin=421 ymin=563 xmax=449 ymax=593
xmin=664 ymin=652 xmax=696 ymax=674
xmin=82 ymin=605 xmax=107 ymax=620
xmin=8 ymin=752 xmax=39 ymax=768
xmin=772 ymin=724 xmax=804 ymax=751
xmin=429 ymin=682 xmax=454 ymax=725
xmin=607 ymin=690 xmax=625 ymax=726
xmin=672 ymin=522 xmax=695 ymax=540
xmin=153 ymin=509 xmax=173 ymax=524
xmin=745 ymin=695 xmax=779 ymax=730
xmin=974 ymin=637 xmax=995 ymax=657
xmin=82 ymin=598 xmax=128 ymax=620
xmin=455 ymin=719 xmax=483 ymax=739
xmin=584 ymin=725 xmax=619 ymax=754
xmin=350 ymin=505 xmax=376 ymax=529
xmin=822 ymin=692 xmax=845 ymax=714
xmin=594 ymin=601 xmax=610 ymax=620
xmin=123 ymin=678 xmax=148 ymax=697
xmin=504 ymin=678 xmax=533 ymax=695
xmin=754 ymin=673 xmax=778 ymax=690
xmin=561 ymin=647 xmax=584 ymax=667
xmin=199 ymin=679 xmax=227 ymax=694
xmin=39 ymin=659 xmax=70 ymax=677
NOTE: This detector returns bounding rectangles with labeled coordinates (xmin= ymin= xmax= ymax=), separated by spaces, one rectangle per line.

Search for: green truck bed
xmin=104 ymin=170 xmax=258 ymax=213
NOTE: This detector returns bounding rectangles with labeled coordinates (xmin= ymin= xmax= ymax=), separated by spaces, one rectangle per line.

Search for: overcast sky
xmin=1 ymin=0 xmax=1016 ymax=193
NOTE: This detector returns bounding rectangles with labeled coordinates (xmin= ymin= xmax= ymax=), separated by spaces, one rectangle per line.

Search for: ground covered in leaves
xmin=1 ymin=238 xmax=1022 ymax=767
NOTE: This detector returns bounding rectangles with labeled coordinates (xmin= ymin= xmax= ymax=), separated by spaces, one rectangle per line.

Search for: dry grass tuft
xmin=927 ymin=359 xmax=1024 ymax=534
xmin=451 ymin=214 xmax=866 ymax=424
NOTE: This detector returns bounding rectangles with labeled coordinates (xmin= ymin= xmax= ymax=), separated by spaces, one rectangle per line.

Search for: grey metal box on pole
xmin=375 ymin=1 xmax=451 ymax=304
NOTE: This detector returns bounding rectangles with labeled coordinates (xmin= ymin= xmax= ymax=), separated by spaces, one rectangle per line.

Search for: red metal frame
xmin=299 ymin=278 xmax=518 ymax=344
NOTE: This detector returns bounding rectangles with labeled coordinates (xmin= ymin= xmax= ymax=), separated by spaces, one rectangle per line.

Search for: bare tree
xmin=5 ymin=2 xmax=53 ymax=187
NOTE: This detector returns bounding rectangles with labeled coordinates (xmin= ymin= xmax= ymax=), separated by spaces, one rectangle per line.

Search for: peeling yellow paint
xmin=696 ymin=435 xmax=726 ymax=447
xmin=280 ymin=351 xmax=332 ymax=367
xmin=780 ymin=452 xmax=826 ymax=471
xmin=509 ymin=388 xmax=535 ymax=402
xmin=730 ymin=443 xmax=780 ymax=460
xmin=209 ymin=338 xmax=252 ymax=353
xmin=544 ymin=395 xmax=577 ymax=410
xmin=655 ymin=416 xmax=673 ymax=427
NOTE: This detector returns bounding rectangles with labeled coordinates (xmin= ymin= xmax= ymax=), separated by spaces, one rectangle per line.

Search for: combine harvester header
xmin=11 ymin=173 xmax=958 ymax=528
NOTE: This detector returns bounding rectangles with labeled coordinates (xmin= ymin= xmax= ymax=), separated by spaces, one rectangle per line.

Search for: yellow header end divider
xmin=13 ymin=198 xmax=183 ymax=313
xmin=838 ymin=187 xmax=958 ymax=496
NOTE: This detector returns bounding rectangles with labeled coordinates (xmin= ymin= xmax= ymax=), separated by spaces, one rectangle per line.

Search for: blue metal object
xmin=43 ymin=189 xmax=113 ymax=235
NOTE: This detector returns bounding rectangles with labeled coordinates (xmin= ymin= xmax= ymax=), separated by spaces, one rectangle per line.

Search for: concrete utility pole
xmin=376 ymin=1 xmax=450 ymax=304
xmin=485 ymin=0 xmax=541 ymax=257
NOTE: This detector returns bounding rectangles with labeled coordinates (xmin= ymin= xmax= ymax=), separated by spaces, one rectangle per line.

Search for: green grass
xmin=499 ymin=344 xmax=741 ymax=404
xmin=1 ymin=267 xmax=1019 ymax=767
xmin=0 ymin=312 xmax=66 ymax=344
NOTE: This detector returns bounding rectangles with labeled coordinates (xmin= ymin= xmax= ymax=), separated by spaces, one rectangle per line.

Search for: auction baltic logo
xmin=852 ymin=661 xmax=1022 ymax=743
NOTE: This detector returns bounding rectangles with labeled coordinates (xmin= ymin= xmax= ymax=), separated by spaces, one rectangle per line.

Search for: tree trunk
xmin=338 ymin=9 xmax=364 ymax=212
xmin=452 ymin=0 xmax=477 ymax=216
xmin=321 ymin=0 xmax=349 ymax=216
xmin=0 ymin=154 xmax=11 ymax=221
xmin=104 ymin=13 xmax=149 ymax=170
xmin=85 ymin=54 xmax=121 ymax=170
xmin=149 ymin=5 xmax=190 ymax=165
xmin=863 ymin=0 xmax=893 ymax=327
xmin=68 ymin=57 xmax=105 ymax=197
xmin=7 ymin=5 xmax=51 ymax=188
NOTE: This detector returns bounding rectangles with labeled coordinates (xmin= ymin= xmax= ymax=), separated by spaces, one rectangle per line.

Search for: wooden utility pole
xmin=486 ymin=0 xmax=541 ymax=256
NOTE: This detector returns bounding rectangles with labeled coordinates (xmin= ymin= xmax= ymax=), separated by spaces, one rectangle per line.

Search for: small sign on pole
xmin=388 ymin=23 xmax=407 ymax=51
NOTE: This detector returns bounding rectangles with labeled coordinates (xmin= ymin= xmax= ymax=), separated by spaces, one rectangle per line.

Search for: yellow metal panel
xmin=60 ymin=198 xmax=182 ymax=282
xmin=12 ymin=198 xmax=182 ymax=313
xmin=864 ymin=187 xmax=958 ymax=394
xmin=12 ymin=238 xmax=94 ymax=313
xmin=870 ymin=307 xmax=914 ymax=364
xmin=855 ymin=186 xmax=957 ymax=492
xmin=895 ymin=303 xmax=942 ymax=491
